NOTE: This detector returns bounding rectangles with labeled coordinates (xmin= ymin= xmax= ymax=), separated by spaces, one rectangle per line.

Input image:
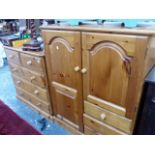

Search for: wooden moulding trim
xmin=87 ymin=95 xmax=126 ymax=116
xmin=89 ymin=42 xmax=130 ymax=61
xmin=52 ymin=81 xmax=77 ymax=99
xmin=49 ymin=37 xmax=74 ymax=52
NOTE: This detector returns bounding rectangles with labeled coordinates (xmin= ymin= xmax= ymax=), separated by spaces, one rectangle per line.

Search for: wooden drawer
xmin=16 ymin=87 xmax=50 ymax=114
xmin=13 ymin=75 xmax=25 ymax=90
xmin=13 ymin=75 xmax=50 ymax=103
xmin=84 ymin=100 xmax=132 ymax=133
xmin=20 ymin=53 xmax=45 ymax=74
xmin=84 ymin=125 xmax=100 ymax=135
xmin=22 ymin=67 xmax=47 ymax=88
xmin=84 ymin=114 xmax=126 ymax=135
xmin=5 ymin=49 xmax=20 ymax=65
xmin=9 ymin=63 xmax=23 ymax=78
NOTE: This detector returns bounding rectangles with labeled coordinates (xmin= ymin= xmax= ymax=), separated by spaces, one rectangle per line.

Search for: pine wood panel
xmin=13 ymin=75 xmax=50 ymax=103
xmin=22 ymin=67 xmax=47 ymax=89
xmin=83 ymin=32 xmax=137 ymax=56
xmin=84 ymin=101 xmax=132 ymax=133
xmin=20 ymin=53 xmax=45 ymax=74
xmin=40 ymin=25 xmax=155 ymax=35
xmin=16 ymin=88 xmax=51 ymax=116
xmin=5 ymin=48 xmax=20 ymax=65
xmin=9 ymin=63 xmax=24 ymax=78
xmin=16 ymin=87 xmax=50 ymax=114
xmin=4 ymin=46 xmax=45 ymax=57
xmin=87 ymin=95 xmax=126 ymax=116
xmin=84 ymin=114 xmax=127 ymax=135
xmin=82 ymin=35 xmax=132 ymax=110
xmin=42 ymin=30 xmax=83 ymax=131
xmin=84 ymin=125 xmax=100 ymax=135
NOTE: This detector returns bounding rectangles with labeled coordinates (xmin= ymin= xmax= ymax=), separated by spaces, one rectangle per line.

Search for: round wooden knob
xmin=100 ymin=113 xmax=106 ymax=120
xmin=36 ymin=59 xmax=41 ymax=64
xmin=34 ymin=90 xmax=39 ymax=95
xmin=9 ymin=55 xmax=14 ymax=59
xmin=16 ymin=80 xmax=21 ymax=85
xmin=12 ymin=68 xmax=17 ymax=72
xmin=81 ymin=68 xmax=87 ymax=74
xmin=36 ymin=102 xmax=41 ymax=106
xmin=30 ymin=76 xmax=36 ymax=81
xmin=27 ymin=60 xmax=32 ymax=65
xmin=74 ymin=66 xmax=80 ymax=72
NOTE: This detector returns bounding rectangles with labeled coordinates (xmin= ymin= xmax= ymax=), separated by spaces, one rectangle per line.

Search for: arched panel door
xmin=43 ymin=31 xmax=83 ymax=131
xmin=82 ymin=40 xmax=132 ymax=116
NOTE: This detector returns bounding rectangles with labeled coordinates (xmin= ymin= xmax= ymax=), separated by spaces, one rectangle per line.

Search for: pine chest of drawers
xmin=4 ymin=46 xmax=52 ymax=117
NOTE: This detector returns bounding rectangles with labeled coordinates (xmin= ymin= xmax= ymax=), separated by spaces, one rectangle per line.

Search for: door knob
xmin=100 ymin=113 xmax=106 ymax=120
xmin=27 ymin=60 xmax=32 ymax=65
xmin=34 ymin=90 xmax=39 ymax=95
xmin=30 ymin=76 xmax=36 ymax=81
xmin=16 ymin=80 xmax=21 ymax=85
xmin=81 ymin=68 xmax=87 ymax=74
xmin=74 ymin=66 xmax=80 ymax=72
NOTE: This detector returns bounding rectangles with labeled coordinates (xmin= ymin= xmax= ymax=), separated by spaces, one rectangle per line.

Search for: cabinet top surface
xmin=40 ymin=25 xmax=155 ymax=35
xmin=4 ymin=46 xmax=45 ymax=57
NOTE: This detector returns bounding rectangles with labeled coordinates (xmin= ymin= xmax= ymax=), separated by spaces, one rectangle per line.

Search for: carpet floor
xmin=0 ymin=64 xmax=71 ymax=135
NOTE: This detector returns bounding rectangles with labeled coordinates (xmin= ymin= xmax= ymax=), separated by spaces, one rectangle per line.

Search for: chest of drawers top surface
xmin=4 ymin=46 xmax=45 ymax=57
xmin=40 ymin=25 xmax=155 ymax=35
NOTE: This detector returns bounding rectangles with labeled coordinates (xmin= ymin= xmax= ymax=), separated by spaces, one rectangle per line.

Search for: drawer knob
xmin=34 ymin=90 xmax=39 ymax=95
xmin=81 ymin=68 xmax=87 ymax=74
xmin=12 ymin=68 xmax=17 ymax=72
xmin=27 ymin=60 xmax=32 ymax=65
xmin=36 ymin=102 xmax=41 ymax=106
xmin=9 ymin=55 xmax=14 ymax=59
xmin=36 ymin=59 xmax=41 ymax=64
xmin=100 ymin=113 xmax=106 ymax=120
xmin=30 ymin=76 xmax=36 ymax=81
xmin=74 ymin=66 xmax=80 ymax=72
xmin=16 ymin=80 xmax=21 ymax=85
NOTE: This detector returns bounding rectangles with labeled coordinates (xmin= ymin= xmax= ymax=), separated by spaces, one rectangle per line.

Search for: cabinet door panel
xmin=82 ymin=33 xmax=133 ymax=115
xmin=43 ymin=30 xmax=83 ymax=131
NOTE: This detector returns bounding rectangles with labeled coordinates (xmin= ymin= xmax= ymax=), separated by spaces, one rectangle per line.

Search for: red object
xmin=0 ymin=99 xmax=41 ymax=135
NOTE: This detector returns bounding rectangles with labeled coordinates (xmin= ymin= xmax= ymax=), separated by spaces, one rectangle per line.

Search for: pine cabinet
xmin=42 ymin=26 xmax=155 ymax=134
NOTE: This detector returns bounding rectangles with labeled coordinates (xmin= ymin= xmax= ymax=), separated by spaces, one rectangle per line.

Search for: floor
xmin=0 ymin=63 xmax=71 ymax=135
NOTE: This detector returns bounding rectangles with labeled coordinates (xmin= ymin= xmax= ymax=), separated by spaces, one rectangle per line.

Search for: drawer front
xmin=84 ymin=114 xmax=126 ymax=135
xmin=13 ymin=75 xmax=25 ymax=90
xmin=5 ymin=49 xmax=20 ymax=65
xmin=84 ymin=125 xmax=100 ymax=135
xmin=20 ymin=53 xmax=45 ymax=74
xmin=22 ymin=67 xmax=47 ymax=88
xmin=9 ymin=63 xmax=23 ymax=78
xmin=13 ymin=75 xmax=50 ymax=103
xmin=84 ymin=101 xmax=132 ymax=133
xmin=16 ymin=87 xmax=50 ymax=114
